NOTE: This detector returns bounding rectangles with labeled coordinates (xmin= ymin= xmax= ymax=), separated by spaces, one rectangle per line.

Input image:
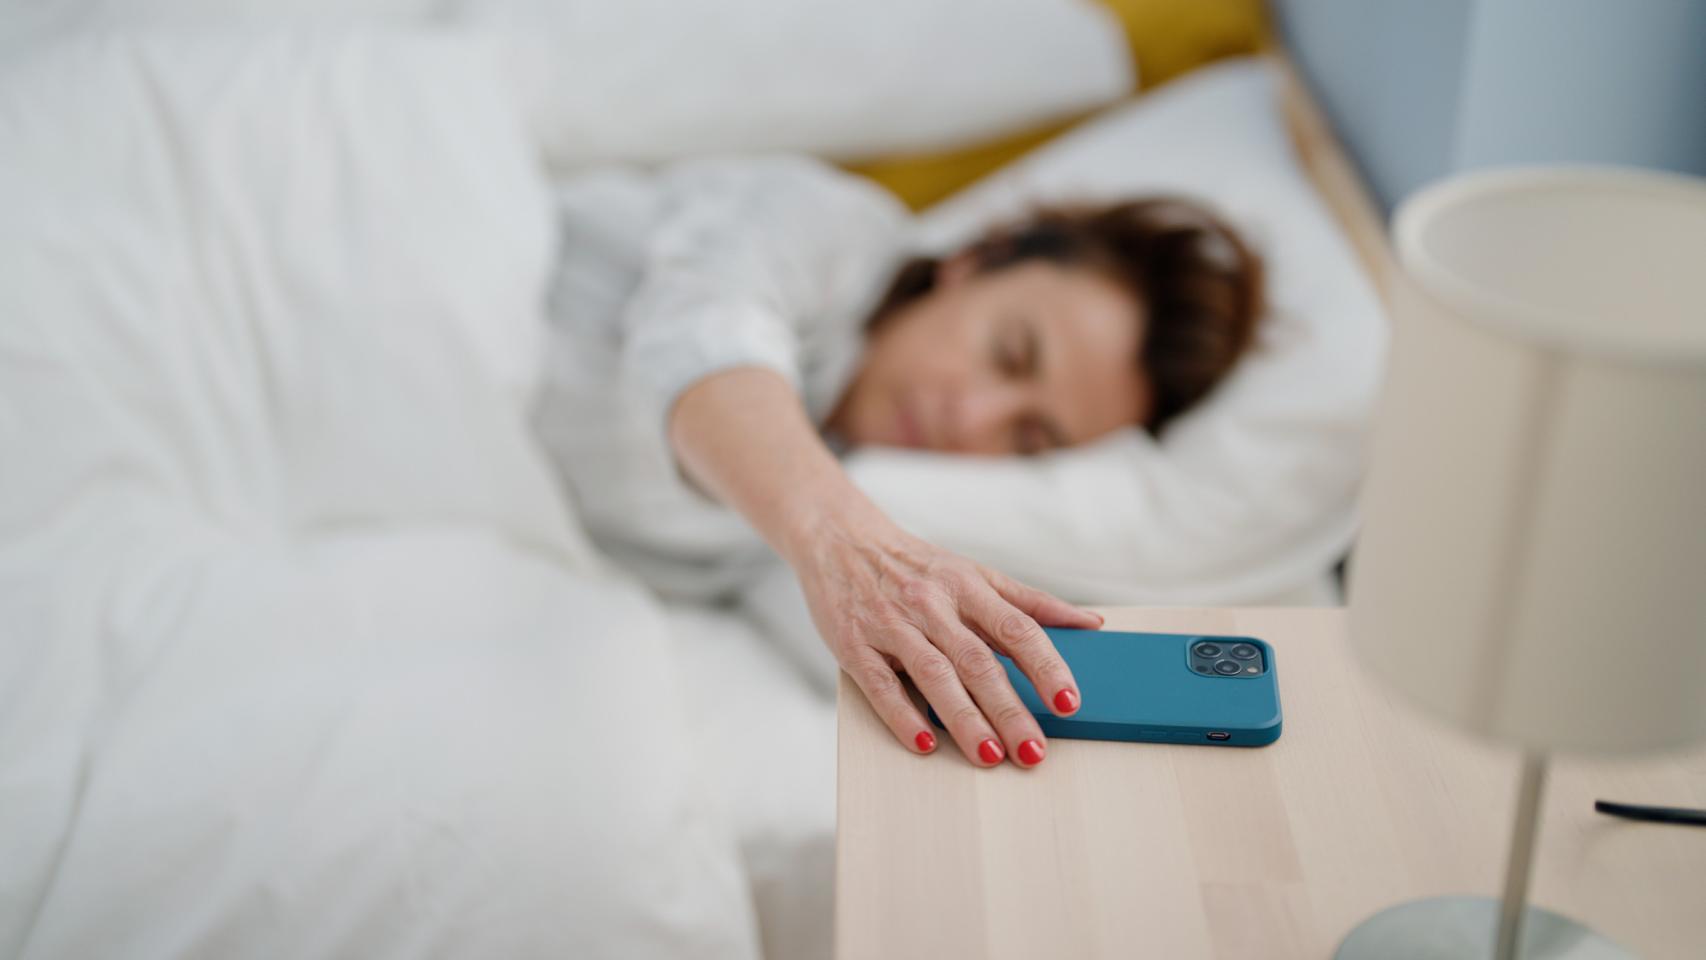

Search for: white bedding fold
xmin=0 ymin=32 xmax=756 ymax=959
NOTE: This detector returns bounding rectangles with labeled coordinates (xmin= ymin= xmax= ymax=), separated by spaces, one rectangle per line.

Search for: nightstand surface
xmin=835 ymin=607 xmax=1706 ymax=959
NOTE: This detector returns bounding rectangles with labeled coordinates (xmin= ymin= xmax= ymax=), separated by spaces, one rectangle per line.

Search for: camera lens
xmin=1194 ymin=642 xmax=1222 ymax=658
xmin=1230 ymin=643 xmax=1259 ymax=661
xmin=1214 ymin=659 xmax=1242 ymax=676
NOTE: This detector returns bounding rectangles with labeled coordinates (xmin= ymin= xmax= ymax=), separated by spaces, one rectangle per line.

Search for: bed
xmin=0 ymin=15 xmax=1390 ymax=960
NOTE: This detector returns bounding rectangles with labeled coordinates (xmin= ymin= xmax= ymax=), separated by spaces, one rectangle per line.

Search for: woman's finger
xmin=841 ymin=641 xmax=938 ymax=756
xmin=965 ymin=585 xmax=1082 ymax=718
xmin=921 ymin=601 xmax=1050 ymax=768
xmin=892 ymin=630 xmax=1009 ymax=768
xmin=985 ymin=567 xmax=1103 ymax=630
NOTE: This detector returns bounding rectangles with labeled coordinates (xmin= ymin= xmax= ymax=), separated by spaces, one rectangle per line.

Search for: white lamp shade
xmin=1351 ymin=167 xmax=1706 ymax=755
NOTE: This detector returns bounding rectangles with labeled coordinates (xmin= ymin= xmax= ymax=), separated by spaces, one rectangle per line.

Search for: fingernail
xmin=1017 ymin=740 xmax=1045 ymax=766
xmin=915 ymin=731 xmax=936 ymax=753
xmin=1053 ymin=688 xmax=1079 ymax=714
xmin=978 ymin=739 xmax=1005 ymax=765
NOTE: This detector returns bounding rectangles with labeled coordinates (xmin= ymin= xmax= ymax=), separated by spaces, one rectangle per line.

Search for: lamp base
xmin=1335 ymin=896 xmax=1633 ymax=960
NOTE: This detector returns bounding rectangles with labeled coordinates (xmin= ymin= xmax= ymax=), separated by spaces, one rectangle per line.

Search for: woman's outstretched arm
xmin=669 ymin=365 xmax=1101 ymax=767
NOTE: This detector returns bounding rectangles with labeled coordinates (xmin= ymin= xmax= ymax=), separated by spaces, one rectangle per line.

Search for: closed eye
xmin=995 ymin=318 xmax=1041 ymax=380
xmin=1018 ymin=321 xmax=1041 ymax=378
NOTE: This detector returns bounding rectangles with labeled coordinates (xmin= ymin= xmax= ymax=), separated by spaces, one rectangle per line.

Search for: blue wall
xmin=1273 ymin=0 xmax=1706 ymax=214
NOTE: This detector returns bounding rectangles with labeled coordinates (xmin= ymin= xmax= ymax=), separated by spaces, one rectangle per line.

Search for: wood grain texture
xmin=835 ymin=608 xmax=1706 ymax=960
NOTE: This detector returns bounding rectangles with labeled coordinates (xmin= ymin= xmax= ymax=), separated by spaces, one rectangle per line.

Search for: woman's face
xmin=831 ymin=258 xmax=1152 ymax=456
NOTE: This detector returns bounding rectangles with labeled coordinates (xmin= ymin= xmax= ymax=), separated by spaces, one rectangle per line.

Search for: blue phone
xmin=934 ymin=629 xmax=1283 ymax=747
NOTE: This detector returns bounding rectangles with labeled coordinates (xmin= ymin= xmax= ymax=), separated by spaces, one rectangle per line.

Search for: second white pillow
xmin=480 ymin=0 xmax=1134 ymax=168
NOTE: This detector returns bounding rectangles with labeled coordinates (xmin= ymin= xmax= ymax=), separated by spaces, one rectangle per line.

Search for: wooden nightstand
xmin=835 ymin=607 xmax=1706 ymax=959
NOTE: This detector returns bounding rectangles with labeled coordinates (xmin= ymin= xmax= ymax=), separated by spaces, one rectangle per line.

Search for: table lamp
xmin=1338 ymin=166 xmax=1706 ymax=959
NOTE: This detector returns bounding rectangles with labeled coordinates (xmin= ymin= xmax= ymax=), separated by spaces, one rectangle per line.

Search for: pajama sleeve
xmin=617 ymin=155 xmax=909 ymax=431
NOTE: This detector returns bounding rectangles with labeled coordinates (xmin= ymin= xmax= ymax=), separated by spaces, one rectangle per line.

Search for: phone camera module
xmin=1191 ymin=639 xmax=1266 ymax=678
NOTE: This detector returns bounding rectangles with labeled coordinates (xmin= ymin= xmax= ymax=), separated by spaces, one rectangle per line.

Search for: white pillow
xmin=846 ymin=58 xmax=1389 ymax=607
xmin=476 ymin=0 xmax=1134 ymax=167
xmin=12 ymin=0 xmax=1133 ymax=169
xmin=0 ymin=0 xmax=446 ymax=61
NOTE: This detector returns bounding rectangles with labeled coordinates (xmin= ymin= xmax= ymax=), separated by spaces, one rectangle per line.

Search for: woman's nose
xmin=952 ymin=384 xmax=1029 ymax=453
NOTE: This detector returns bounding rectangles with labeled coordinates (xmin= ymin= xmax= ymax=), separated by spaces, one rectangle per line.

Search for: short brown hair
xmin=870 ymin=198 xmax=1264 ymax=434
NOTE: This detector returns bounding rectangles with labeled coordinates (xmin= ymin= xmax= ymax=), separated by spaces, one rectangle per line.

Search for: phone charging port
xmin=1206 ymin=731 xmax=1232 ymax=742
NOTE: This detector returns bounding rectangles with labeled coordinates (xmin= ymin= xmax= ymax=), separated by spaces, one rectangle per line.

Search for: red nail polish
xmin=1053 ymin=688 xmax=1079 ymax=714
xmin=978 ymin=739 xmax=1004 ymax=765
xmin=1018 ymin=740 xmax=1045 ymax=766
xmin=915 ymin=731 xmax=936 ymax=753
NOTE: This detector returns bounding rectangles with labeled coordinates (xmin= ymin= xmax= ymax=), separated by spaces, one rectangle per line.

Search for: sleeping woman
xmin=535 ymin=156 xmax=1262 ymax=769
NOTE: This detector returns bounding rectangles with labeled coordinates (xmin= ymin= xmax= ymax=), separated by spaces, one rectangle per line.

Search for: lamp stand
xmin=1334 ymin=752 xmax=1633 ymax=960
xmin=1495 ymin=753 xmax=1549 ymax=958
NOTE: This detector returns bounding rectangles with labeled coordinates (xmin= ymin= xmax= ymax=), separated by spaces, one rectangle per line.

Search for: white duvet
xmin=0 ymin=33 xmax=763 ymax=959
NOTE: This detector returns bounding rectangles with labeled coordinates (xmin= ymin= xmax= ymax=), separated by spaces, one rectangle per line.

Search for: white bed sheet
xmin=663 ymin=603 xmax=837 ymax=960
xmin=7 ymin=531 xmax=761 ymax=959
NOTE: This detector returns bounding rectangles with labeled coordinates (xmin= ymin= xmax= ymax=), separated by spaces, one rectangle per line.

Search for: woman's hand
xmin=667 ymin=367 xmax=1100 ymax=766
xmin=784 ymin=500 xmax=1102 ymax=767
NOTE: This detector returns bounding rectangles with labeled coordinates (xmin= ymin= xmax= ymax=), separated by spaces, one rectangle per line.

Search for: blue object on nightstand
xmin=931 ymin=629 xmax=1283 ymax=747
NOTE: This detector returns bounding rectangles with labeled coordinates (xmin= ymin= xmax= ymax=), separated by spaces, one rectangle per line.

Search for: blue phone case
xmin=933 ymin=629 xmax=1283 ymax=747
